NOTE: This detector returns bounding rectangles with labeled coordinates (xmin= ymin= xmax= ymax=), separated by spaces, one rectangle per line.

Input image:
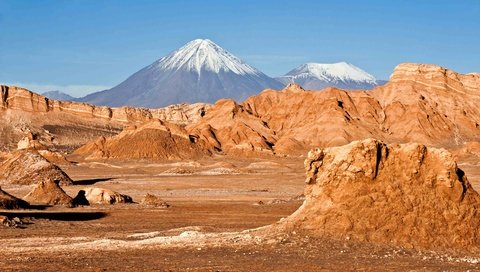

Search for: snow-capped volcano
xmin=276 ymin=62 xmax=380 ymax=90
xmin=77 ymin=39 xmax=282 ymax=108
xmin=158 ymin=39 xmax=259 ymax=75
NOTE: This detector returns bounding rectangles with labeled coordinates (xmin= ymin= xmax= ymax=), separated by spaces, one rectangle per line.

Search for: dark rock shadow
xmin=73 ymin=177 xmax=115 ymax=185
xmin=0 ymin=211 xmax=107 ymax=221
xmin=72 ymin=190 xmax=90 ymax=206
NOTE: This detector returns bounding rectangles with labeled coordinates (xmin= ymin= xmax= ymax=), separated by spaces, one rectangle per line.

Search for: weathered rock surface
xmin=2 ymin=63 xmax=480 ymax=157
xmin=276 ymin=139 xmax=480 ymax=252
xmin=0 ymin=85 xmax=210 ymax=151
xmin=81 ymin=187 xmax=133 ymax=205
xmin=16 ymin=132 xmax=71 ymax=165
xmin=189 ymin=64 xmax=480 ymax=156
xmin=0 ymin=187 xmax=29 ymax=209
xmin=0 ymin=85 xmax=210 ymax=124
xmin=23 ymin=179 xmax=73 ymax=206
xmin=73 ymin=119 xmax=210 ymax=160
xmin=140 ymin=193 xmax=170 ymax=208
xmin=0 ymin=150 xmax=73 ymax=186
xmin=187 ymin=99 xmax=277 ymax=156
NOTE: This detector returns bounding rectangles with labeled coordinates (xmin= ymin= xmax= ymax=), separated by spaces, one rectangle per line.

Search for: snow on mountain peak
xmin=287 ymin=62 xmax=377 ymax=83
xmin=154 ymin=39 xmax=260 ymax=75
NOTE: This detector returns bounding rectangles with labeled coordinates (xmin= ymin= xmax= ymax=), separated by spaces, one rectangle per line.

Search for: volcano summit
xmin=78 ymin=39 xmax=283 ymax=108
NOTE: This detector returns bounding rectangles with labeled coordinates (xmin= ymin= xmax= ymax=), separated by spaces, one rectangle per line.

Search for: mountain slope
xmin=276 ymin=62 xmax=380 ymax=90
xmin=42 ymin=91 xmax=76 ymax=101
xmin=78 ymin=39 xmax=283 ymax=108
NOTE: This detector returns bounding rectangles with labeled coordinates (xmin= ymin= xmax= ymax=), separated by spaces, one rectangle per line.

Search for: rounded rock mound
xmin=79 ymin=187 xmax=133 ymax=205
xmin=277 ymin=139 xmax=480 ymax=252
xmin=73 ymin=119 xmax=211 ymax=160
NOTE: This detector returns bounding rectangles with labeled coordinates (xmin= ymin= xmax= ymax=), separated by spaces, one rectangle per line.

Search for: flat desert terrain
xmin=1 ymin=155 xmax=479 ymax=271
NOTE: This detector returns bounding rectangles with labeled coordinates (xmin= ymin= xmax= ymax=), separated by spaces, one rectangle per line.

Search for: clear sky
xmin=0 ymin=0 xmax=479 ymax=97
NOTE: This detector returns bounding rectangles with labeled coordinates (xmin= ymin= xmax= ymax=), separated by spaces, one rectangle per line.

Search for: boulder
xmin=81 ymin=187 xmax=133 ymax=205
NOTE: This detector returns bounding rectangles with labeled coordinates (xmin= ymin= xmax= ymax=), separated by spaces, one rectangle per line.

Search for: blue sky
xmin=0 ymin=0 xmax=479 ymax=96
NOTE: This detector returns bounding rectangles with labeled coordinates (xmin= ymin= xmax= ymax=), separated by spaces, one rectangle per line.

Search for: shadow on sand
xmin=0 ymin=211 xmax=108 ymax=221
xmin=73 ymin=177 xmax=115 ymax=185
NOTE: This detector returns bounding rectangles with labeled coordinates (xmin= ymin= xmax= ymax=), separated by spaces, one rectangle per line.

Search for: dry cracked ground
xmin=1 ymin=155 xmax=480 ymax=271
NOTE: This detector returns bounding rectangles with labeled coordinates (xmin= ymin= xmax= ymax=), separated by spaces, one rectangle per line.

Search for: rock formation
xmin=0 ymin=85 xmax=210 ymax=151
xmin=140 ymin=193 xmax=170 ymax=208
xmin=0 ymin=150 xmax=73 ymax=186
xmin=0 ymin=187 xmax=29 ymax=209
xmin=188 ymin=64 xmax=480 ymax=156
xmin=276 ymin=139 xmax=480 ymax=251
xmin=80 ymin=187 xmax=133 ymax=205
xmin=16 ymin=132 xmax=46 ymax=150
xmin=187 ymin=99 xmax=277 ymax=156
xmin=23 ymin=179 xmax=74 ymax=206
xmin=2 ymin=63 xmax=480 ymax=156
xmin=73 ymin=119 xmax=210 ymax=160
xmin=16 ymin=133 xmax=71 ymax=165
xmin=0 ymin=85 xmax=209 ymax=124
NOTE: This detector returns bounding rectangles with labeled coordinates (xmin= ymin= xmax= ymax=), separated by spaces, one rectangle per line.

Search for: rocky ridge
xmin=3 ymin=63 xmax=480 ymax=158
xmin=0 ymin=85 xmax=210 ymax=150
xmin=186 ymin=63 xmax=480 ymax=156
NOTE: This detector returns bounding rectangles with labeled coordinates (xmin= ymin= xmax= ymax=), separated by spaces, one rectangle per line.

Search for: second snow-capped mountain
xmin=78 ymin=39 xmax=283 ymax=108
xmin=276 ymin=62 xmax=381 ymax=90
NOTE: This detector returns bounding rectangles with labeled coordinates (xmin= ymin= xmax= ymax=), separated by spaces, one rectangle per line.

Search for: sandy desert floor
xmin=1 ymin=155 xmax=480 ymax=271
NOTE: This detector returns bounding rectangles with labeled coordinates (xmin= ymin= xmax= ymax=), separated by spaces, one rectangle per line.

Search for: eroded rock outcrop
xmin=0 ymin=85 xmax=210 ymax=125
xmin=73 ymin=119 xmax=211 ymax=160
xmin=0 ymin=150 xmax=73 ymax=186
xmin=187 ymin=99 xmax=277 ymax=156
xmin=2 ymin=63 xmax=480 ymax=156
xmin=140 ymin=193 xmax=170 ymax=208
xmin=0 ymin=187 xmax=29 ymax=209
xmin=276 ymin=139 xmax=480 ymax=251
xmin=23 ymin=179 xmax=73 ymax=206
xmin=190 ymin=64 xmax=480 ymax=155
xmin=0 ymin=85 xmax=210 ymax=151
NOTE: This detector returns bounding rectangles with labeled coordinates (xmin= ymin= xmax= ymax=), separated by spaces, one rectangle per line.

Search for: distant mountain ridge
xmin=276 ymin=62 xmax=382 ymax=90
xmin=42 ymin=90 xmax=76 ymax=101
xmin=77 ymin=39 xmax=283 ymax=108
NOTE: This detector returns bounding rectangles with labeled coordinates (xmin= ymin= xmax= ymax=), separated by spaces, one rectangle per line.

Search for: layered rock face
xmin=279 ymin=139 xmax=480 ymax=251
xmin=23 ymin=179 xmax=73 ymax=206
xmin=0 ymin=85 xmax=210 ymax=151
xmin=0 ymin=85 xmax=210 ymax=124
xmin=73 ymin=119 xmax=211 ymax=160
xmin=0 ymin=150 xmax=73 ymax=186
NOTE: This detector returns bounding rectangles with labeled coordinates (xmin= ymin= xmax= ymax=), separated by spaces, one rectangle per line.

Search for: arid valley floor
xmin=1 ymin=154 xmax=480 ymax=271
